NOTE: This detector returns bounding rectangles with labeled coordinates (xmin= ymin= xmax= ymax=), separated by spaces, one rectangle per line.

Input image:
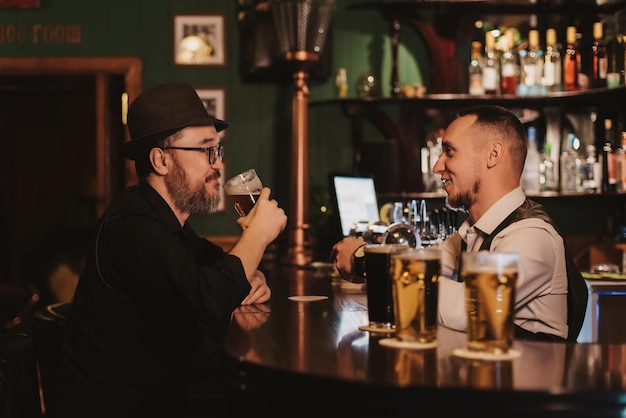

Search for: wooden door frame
xmin=0 ymin=57 xmax=142 ymax=217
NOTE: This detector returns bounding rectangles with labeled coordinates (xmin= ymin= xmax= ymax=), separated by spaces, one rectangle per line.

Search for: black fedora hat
xmin=123 ymin=81 xmax=230 ymax=160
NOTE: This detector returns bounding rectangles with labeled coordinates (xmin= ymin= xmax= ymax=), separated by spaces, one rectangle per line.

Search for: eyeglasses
xmin=162 ymin=144 xmax=224 ymax=165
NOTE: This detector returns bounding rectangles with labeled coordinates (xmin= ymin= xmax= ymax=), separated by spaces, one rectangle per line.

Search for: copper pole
xmin=287 ymin=68 xmax=313 ymax=266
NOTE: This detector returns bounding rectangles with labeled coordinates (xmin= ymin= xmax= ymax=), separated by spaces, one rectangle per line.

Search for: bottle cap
xmin=529 ymin=30 xmax=539 ymax=48
xmin=546 ymin=28 xmax=556 ymax=45
xmin=594 ymin=22 xmax=603 ymax=40
xmin=567 ymin=26 xmax=577 ymax=44
xmin=485 ymin=31 xmax=495 ymax=49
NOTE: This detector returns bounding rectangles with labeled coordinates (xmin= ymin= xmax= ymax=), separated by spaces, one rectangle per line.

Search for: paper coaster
xmin=453 ymin=348 xmax=521 ymax=361
xmin=378 ymin=338 xmax=438 ymax=350
xmin=359 ymin=325 xmax=396 ymax=334
xmin=288 ymin=295 xmax=328 ymax=302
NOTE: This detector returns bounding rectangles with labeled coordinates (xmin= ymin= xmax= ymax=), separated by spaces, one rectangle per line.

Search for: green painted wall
xmin=0 ymin=0 xmax=428 ymax=238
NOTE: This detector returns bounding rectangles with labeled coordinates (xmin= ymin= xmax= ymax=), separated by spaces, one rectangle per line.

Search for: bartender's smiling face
xmin=433 ymin=114 xmax=481 ymax=212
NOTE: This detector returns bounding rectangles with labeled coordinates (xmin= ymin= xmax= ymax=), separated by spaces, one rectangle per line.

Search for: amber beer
xmin=391 ymin=247 xmax=441 ymax=343
xmin=228 ymin=193 xmax=260 ymax=217
xmin=461 ymin=251 xmax=519 ymax=354
xmin=363 ymin=244 xmax=408 ymax=329
xmin=223 ymin=169 xmax=262 ymax=216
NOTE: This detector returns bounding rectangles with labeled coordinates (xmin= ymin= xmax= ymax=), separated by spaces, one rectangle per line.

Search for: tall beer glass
xmin=461 ymin=251 xmax=519 ymax=355
xmin=390 ymin=247 xmax=441 ymax=344
xmin=363 ymin=243 xmax=409 ymax=331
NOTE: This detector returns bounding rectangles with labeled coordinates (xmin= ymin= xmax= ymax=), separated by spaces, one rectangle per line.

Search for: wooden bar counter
xmin=221 ymin=264 xmax=626 ymax=417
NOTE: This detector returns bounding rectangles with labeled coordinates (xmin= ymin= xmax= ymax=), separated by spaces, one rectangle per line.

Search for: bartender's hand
xmin=331 ymin=236 xmax=366 ymax=279
xmin=241 ymin=269 xmax=271 ymax=305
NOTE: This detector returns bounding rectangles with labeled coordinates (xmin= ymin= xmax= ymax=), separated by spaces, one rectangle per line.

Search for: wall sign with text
xmin=0 ymin=0 xmax=40 ymax=8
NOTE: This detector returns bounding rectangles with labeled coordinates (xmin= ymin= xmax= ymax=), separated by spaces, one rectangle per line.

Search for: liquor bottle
xmin=615 ymin=135 xmax=623 ymax=191
xmin=520 ymin=29 xmax=545 ymax=96
xmin=564 ymin=26 xmax=580 ymax=91
xmin=540 ymin=142 xmax=558 ymax=191
xmin=580 ymin=144 xmax=600 ymax=193
xmin=560 ymin=133 xmax=583 ymax=192
xmin=621 ymin=132 xmax=626 ymax=190
xmin=500 ymin=29 xmax=519 ymax=95
xmin=335 ymin=68 xmax=348 ymax=98
xmin=468 ymin=41 xmax=485 ymax=95
xmin=522 ymin=127 xmax=541 ymax=193
xmin=543 ymin=28 xmax=562 ymax=92
xmin=482 ymin=31 xmax=500 ymax=95
xmin=601 ymin=119 xmax=618 ymax=192
xmin=591 ymin=21 xmax=608 ymax=89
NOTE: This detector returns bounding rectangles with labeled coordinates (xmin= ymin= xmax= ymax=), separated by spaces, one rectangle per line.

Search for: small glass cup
xmin=223 ymin=169 xmax=262 ymax=217
xmin=461 ymin=251 xmax=519 ymax=355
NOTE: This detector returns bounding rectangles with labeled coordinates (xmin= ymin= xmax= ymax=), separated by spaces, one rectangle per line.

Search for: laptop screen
xmin=329 ymin=173 xmax=380 ymax=237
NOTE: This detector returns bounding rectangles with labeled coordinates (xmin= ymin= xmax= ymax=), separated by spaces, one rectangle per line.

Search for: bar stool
xmin=0 ymin=332 xmax=42 ymax=418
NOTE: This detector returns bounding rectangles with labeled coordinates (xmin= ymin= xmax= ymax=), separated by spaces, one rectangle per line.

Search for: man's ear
xmin=486 ymin=140 xmax=504 ymax=168
xmin=149 ymin=147 xmax=169 ymax=175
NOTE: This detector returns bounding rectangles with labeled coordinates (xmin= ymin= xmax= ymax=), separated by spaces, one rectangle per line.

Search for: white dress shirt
xmin=437 ymin=187 xmax=568 ymax=339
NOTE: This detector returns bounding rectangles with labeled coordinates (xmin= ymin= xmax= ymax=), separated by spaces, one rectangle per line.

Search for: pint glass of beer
xmin=390 ymin=247 xmax=441 ymax=344
xmin=461 ymin=251 xmax=519 ymax=354
xmin=363 ymin=243 xmax=409 ymax=330
xmin=223 ymin=169 xmax=262 ymax=216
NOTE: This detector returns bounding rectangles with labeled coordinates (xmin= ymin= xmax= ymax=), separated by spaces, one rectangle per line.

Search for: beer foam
xmin=395 ymin=248 xmax=441 ymax=260
xmin=453 ymin=348 xmax=521 ymax=361
xmin=364 ymin=243 xmax=409 ymax=254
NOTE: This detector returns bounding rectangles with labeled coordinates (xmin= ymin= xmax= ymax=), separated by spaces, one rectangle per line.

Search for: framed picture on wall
xmin=173 ymin=14 xmax=226 ymax=66
xmin=195 ymin=88 xmax=226 ymax=122
xmin=196 ymin=87 xmax=227 ymax=212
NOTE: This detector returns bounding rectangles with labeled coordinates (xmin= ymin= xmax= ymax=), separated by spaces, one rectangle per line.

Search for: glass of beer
xmin=461 ymin=251 xmax=519 ymax=355
xmin=363 ymin=243 xmax=410 ymax=330
xmin=223 ymin=169 xmax=262 ymax=216
xmin=390 ymin=247 xmax=441 ymax=344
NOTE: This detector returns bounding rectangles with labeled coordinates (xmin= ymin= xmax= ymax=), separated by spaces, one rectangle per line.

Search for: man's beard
xmin=165 ymin=162 xmax=220 ymax=214
xmin=445 ymin=181 xmax=478 ymax=213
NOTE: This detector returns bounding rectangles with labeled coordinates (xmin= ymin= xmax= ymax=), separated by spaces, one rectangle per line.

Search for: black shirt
xmin=60 ymin=181 xmax=252 ymax=418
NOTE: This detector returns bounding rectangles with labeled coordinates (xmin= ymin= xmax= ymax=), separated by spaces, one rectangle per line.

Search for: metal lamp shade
xmin=270 ymin=0 xmax=335 ymax=57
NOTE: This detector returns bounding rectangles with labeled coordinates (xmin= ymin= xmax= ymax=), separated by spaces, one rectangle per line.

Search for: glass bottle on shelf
xmin=591 ymin=21 xmax=608 ymax=89
xmin=560 ymin=133 xmax=583 ymax=192
xmin=580 ymin=144 xmax=600 ymax=193
xmin=540 ymin=142 xmax=558 ymax=192
xmin=335 ymin=68 xmax=348 ymax=98
xmin=519 ymin=29 xmax=545 ymax=96
xmin=564 ymin=26 xmax=580 ymax=91
xmin=621 ymin=132 xmax=626 ymax=191
xmin=601 ymin=119 xmax=618 ymax=192
xmin=500 ymin=29 xmax=519 ymax=95
xmin=482 ymin=31 xmax=500 ymax=95
xmin=614 ymin=138 xmax=623 ymax=191
xmin=543 ymin=28 xmax=562 ymax=93
xmin=468 ymin=40 xmax=485 ymax=95
xmin=522 ymin=126 xmax=541 ymax=193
